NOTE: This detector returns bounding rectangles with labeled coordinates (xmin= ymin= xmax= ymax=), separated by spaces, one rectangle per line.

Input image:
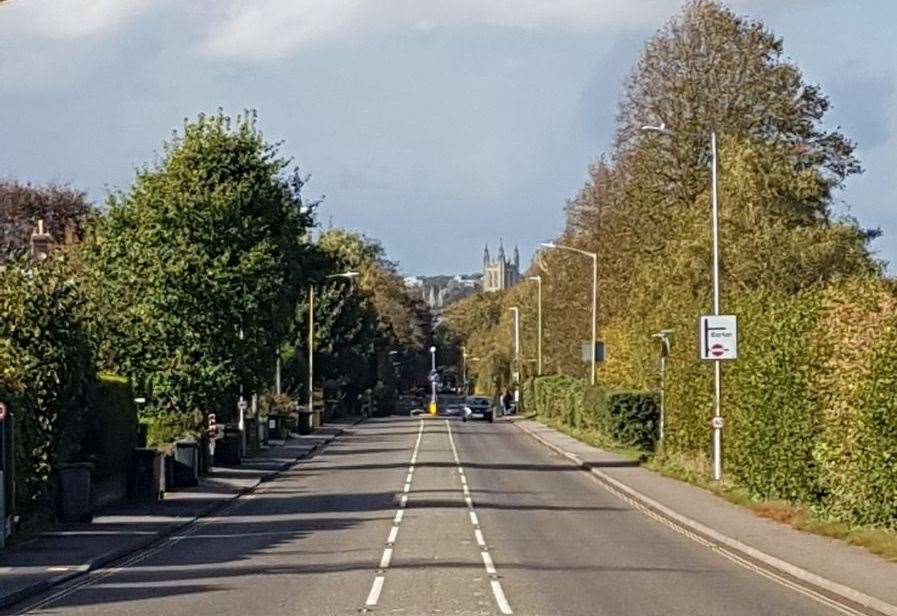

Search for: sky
xmin=0 ymin=1 xmax=894 ymax=276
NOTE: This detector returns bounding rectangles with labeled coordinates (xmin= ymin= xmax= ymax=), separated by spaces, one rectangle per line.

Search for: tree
xmin=81 ymin=110 xmax=315 ymax=424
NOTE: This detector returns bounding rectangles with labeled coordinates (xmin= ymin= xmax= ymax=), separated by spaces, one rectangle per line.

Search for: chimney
xmin=30 ymin=219 xmax=54 ymax=261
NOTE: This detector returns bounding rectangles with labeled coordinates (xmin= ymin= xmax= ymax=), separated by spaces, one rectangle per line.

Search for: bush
xmin=140 ymin=411 xmax=199 ymax=450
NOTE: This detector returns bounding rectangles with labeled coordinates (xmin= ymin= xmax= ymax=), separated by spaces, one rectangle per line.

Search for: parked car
xmin=462 ymin=396 xmax=494 ymax=423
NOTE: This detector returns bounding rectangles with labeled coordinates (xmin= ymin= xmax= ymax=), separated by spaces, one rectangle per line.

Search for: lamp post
xmin=429 ymin=345 xmax=437 ymax=415
xmin=643 ymin=122 xmax=724 ymax=481
xmin=509 ymin=307 xmax=520 ymax=404
xmin=651 ymin=330 xmax=674 ymax=445
xmin=540 ymin=242 xmax=597 ymax=385
xmin=528 ymin=275 xmax=543 ymax=375
xmin=308 ymin=271 xmax=359 ymax=420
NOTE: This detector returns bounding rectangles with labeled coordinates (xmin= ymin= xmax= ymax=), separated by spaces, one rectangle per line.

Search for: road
xmin=7 ymin=415 xmax=847 ymax=616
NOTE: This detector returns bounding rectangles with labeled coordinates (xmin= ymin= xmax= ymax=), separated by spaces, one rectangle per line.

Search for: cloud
xmin=199 ymin=0 xmax=676 ymax=61
xmin=0 ymin=0 xmax=155 ymax=40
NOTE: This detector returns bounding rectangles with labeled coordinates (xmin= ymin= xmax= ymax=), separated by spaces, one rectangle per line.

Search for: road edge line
xmin=511 ymin=419 xmax=897 ymax=616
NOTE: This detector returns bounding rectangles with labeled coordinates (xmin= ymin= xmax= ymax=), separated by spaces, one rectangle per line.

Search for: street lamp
xmin=509 ymin=307 xmax=520 ymax=404
xmin=651 ymin=330 xmax=674 ymax=445
xmin=528 ymin=276 xmax=543 ymax=375
xmin=308 ymin=271 xmax=359 ymax=420
xmin=429 ymin=345 xmax=437 ymax=415
xmin=643 ymin=122 xmax=724 ymax=481
xmin=540 ymin=242 xmax=598 ymax=385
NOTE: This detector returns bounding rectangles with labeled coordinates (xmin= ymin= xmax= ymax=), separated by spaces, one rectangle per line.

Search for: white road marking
xmin=379 ymin=548 xmax=393 ymax=569
xmin=445 ymin=419 xmax=513 ymax=615
xmin=475 ymin=529 xmax=486 ymax=547
xmin=363 ymin=419 xmax=424 ymax=610
xmin=481 ymin=550 xmax=497 ymax=575
xmin=491 ymin=580 xmax=514 ymax=615
xmin=366 ymin=575 xmax=385 ymax=607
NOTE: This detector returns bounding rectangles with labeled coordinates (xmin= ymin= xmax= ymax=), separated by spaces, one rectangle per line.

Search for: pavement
xmin=0 ymin=421 xmax=350 ymax=611
xmin=0 ymin=414 xmax=892 ymax=616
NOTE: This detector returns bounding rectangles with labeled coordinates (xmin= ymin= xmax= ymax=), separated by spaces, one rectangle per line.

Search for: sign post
xmin=699 ymin=315 xmax=737 ymax=481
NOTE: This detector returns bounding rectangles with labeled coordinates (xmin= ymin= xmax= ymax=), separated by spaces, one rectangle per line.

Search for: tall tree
xmin=81 ymin=110 xmax=314 ymax=421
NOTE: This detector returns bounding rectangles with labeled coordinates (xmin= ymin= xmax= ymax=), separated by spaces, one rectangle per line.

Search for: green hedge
xmin=526 ymin=376 xmax=659 ymax=451
xmin=654 ymin=279 xmax=897 ymax=529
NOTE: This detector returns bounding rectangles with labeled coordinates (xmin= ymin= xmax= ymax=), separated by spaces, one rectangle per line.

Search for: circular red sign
xmin=711 ymin=344 xmax=725 ymax=357
xmin=0 ymin=402 xmax=6 ymax=421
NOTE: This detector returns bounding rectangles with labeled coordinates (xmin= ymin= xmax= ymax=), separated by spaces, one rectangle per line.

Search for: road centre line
xmin=363 ymin=419 xmax=424 ymax=610
xmin=445 ymin=419 xmax=514 ymax=615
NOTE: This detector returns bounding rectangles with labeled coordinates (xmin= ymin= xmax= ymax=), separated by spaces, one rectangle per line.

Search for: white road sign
xmin=700 ymin=315 xmax=738 ymax=361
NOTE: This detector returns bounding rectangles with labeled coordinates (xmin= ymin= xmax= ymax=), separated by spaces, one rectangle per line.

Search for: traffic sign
xmin=699 ymin=315 xmax=737 ymax=361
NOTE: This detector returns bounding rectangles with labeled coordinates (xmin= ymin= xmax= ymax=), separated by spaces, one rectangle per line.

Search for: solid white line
xmin=481 ymin=550 xmax=497 ymax=575
xmin=366 ymin=575 xmax=385 ymax=606
xmin=469 ymin=510 xmax=479 ymax=526
xmin=465 ymin=496 xmax=474 ymax=508
xmin=404 ymin=482 xmax=411 ymax=492
xmin=460 ymin=475 xmax=467 ymax=484
xmin=387 ymin=526 xmax=399 ymax=544
xmin=395 ymin=509 xmax=404 ymax=524
xmin=400 ymin=494 xmax=408 ymax=507
xmin=475 ymin=529 xmax=486 ymax=547
xmin=491 ymin=580 xmax=514 ymax=615
xmin=379 ymin=548 xmax=393 ymax=569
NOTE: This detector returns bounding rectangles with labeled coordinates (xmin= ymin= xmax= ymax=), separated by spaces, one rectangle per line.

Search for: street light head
xmin=641 ymin=123 xmax=668 ymax=133
xmin=540 ymin=241 xmax=557 ymax=249
xmin=429 ymin=346 xmax=436 ymax=353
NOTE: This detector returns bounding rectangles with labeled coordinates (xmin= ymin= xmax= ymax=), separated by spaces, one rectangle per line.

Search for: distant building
xmin=407 ymin=273 xmax=482 ymax=312
xmin=482 ymin=239 xmax=520 ymax=292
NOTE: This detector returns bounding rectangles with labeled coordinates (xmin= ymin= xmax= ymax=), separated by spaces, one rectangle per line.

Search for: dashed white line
xmin=366 ymin=575 xmax=385 ymax=607
xmin=363 ymin=419 xmax=424 ymax=611
xmin=491 ymin=580 xmax=513 ymax=615
xmin=475 ymin=529 xmax=486 ymax=547
xmin=379 ymin=547 xmax=393 ymax=569
xmin=446 ymin=419 xmax=514 ymax=615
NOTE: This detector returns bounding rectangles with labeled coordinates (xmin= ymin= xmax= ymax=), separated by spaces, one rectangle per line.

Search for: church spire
xmin=498 ymin=237 xmax=505 ymax=261
xmin=483 ymin=243 xmax=491 ymax=265
xmin=513 ymin=245 xmax=520 ymax=268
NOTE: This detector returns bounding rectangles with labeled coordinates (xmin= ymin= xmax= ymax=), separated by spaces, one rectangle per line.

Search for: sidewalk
xmin=0 ymin=420 xmax=353 ymax=610
xmin=513 ymin=418 xmax=897 ymax=616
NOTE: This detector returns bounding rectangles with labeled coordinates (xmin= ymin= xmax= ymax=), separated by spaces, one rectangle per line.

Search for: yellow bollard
xmin=428 ymin=402 xmax=438 ymax=415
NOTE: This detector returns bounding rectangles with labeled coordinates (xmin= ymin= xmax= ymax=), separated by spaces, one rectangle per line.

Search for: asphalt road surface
xmin=9 ymin=416 xmax=848 ymax=616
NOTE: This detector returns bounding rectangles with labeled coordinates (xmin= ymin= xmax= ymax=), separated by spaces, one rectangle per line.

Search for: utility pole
xmin=509 ymin=307 xmax=520 ymax=404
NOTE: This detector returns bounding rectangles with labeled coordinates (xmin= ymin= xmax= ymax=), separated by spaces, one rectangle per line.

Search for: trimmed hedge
xmin=526 ymin=376 xmax=659 ymax=451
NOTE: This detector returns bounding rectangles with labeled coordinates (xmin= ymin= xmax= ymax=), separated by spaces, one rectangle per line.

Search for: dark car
xmin=462 ymin=396 xmax=494 ymax=423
